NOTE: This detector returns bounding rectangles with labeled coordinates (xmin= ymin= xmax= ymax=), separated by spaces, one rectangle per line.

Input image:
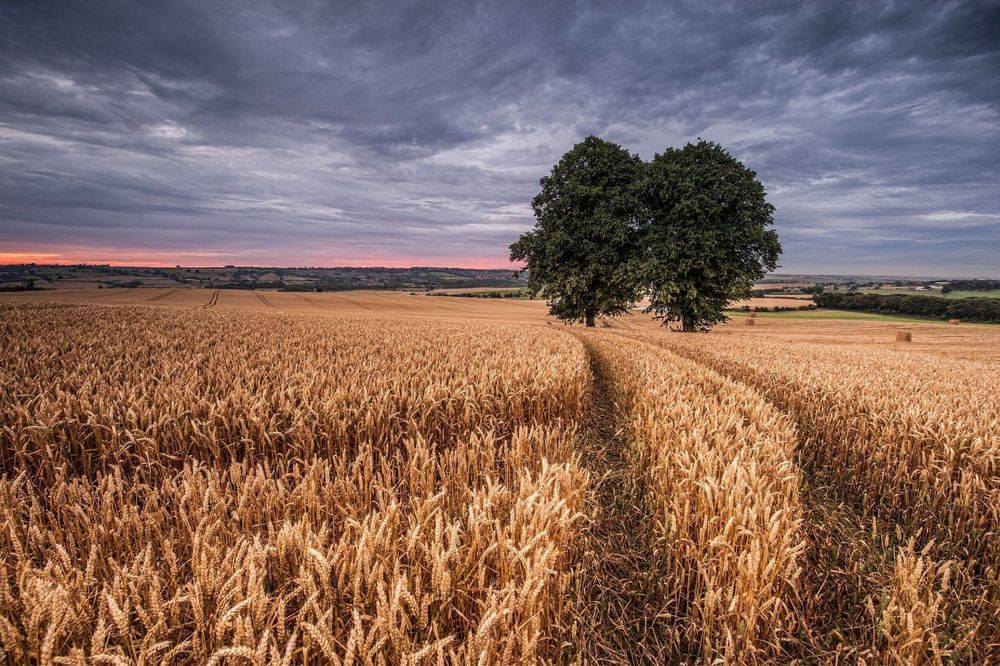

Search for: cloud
xmin=921 ymin=211 xmax=1000 ymax=222
xmin=0 ymin=0 xmax=998 ymax=275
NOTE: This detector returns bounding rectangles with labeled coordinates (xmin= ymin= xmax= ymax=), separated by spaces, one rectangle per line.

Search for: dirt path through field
xmin=793 ymin=478 xmax=900 ymax=660
xmin=571 ymin=339 xmax=672 ymax=663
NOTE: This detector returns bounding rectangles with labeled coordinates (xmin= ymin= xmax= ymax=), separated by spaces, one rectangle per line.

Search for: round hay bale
xmin=948 ymin=319 xmax=960 ymax=325
xmin=749 ymin=312 xmax=757 ymax=318
xmin=895 ymin=331 xmax=912 ymax=342
xmin=745 ymin=318 xmax=756 ymax=326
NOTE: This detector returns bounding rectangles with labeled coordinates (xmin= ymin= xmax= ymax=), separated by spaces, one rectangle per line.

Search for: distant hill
xmin=0 ymin=264 xmax=526 ymax=292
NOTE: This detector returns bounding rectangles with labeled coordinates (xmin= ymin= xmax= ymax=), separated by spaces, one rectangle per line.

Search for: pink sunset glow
xmin=0 ymin=248 xmax=521 ymax=270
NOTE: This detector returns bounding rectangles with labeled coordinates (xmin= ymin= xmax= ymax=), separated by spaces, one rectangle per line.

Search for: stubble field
xmin=1 ymin=288 xmax=998 ymax=663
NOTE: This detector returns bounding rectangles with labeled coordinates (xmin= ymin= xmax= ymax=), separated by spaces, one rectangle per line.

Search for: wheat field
xmin=1 ymin=303 xmax=591 ymax=664
xmin=621 ymin=329 xmax=1000 ymax=661
xmin=2 ymin=295 xmax=999 ymax=663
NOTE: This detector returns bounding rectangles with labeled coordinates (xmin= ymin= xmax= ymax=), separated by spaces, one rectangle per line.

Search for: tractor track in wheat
xmin=200 ymin=289 xmax=220 ymax=309
xmin=298 ymin=294 xmax=324 ymax=309
xmin=146 ymin=289 xmax=178 ymax=302
xmin=254 ymin=290 xmax=277 ymax=308
xmin=625 ymin=332 xmax=973 ymax=661
xmin=570 ymin=336 xmax=672 ymax=664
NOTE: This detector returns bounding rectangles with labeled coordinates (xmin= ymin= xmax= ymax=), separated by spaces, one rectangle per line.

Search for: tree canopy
xmin=509 ymin=136 xmax=643 ymax=327
xmin=638 ymin=141 xmax=781 ymax=331
xmin=511 ymin=137 xmax=781 ymax=330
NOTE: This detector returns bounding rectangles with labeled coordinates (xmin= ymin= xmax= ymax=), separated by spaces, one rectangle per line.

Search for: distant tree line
xmin=444 ymin=290 xmax=528 ymax=299
xmin=737 ymin=304 xmax=817 ymax=313
xmin=0 ymin=279 xmax=40 ymax=292
xmin=220 ymin=282 xmax=286 ymax=290
xmin=751 ymin=285 xmax=822 ymax=297
xmin=816 ymin=292 xmax=1000 ymax=323
xmin=942 ymin=279 xmax=1000 ymax=293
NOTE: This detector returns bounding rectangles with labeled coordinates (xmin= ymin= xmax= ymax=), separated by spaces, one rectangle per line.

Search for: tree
xmin=637 ymin=140 xmax=781 ymax=331
xmin=510 ymin=136 xmax=643 ymax=327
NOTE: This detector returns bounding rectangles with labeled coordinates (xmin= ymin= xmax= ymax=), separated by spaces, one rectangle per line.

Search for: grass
xmin=439 ymin=287 xmax=532 ymax=299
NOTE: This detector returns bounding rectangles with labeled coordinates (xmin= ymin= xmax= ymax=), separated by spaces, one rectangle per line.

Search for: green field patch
xmin=941 ymin=289 xmax=1000 ymax=299
xmin=724 ymin=309 xmax=979 ymax=324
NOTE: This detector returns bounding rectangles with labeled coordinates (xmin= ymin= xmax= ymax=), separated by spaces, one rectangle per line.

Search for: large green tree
xmin=638 ymin=140 xmax=781 ymax=331
xmin=510 ymin=136 xmax=643 ymax=327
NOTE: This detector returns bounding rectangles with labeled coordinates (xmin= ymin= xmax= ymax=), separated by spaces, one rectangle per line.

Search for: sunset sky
xmin=1 ymin=1 xmax=998 ymax=275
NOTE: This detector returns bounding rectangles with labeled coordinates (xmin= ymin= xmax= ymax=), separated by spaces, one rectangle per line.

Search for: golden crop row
xmin=0 ymin=303 xmax=591 ymax=664
xmin=627 ymin=329 xmax=1000 ymax=656
xmin=578 ymin=331 xmax=805 ymax=663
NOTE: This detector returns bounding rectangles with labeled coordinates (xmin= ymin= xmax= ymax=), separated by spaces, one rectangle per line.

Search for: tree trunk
xmin=585 ymin=310 xmax=596 ymax=327
xmin=681 ymin=319 xmax=695 ymax=332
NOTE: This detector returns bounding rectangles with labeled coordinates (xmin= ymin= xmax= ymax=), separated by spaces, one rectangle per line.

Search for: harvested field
xmin=729 ymin=296 xmax=815 ymax=309
xmin=2 ymin=294 xmax=999 ymax=663
xmin=753 ymin=282 xmax=814 ymax=290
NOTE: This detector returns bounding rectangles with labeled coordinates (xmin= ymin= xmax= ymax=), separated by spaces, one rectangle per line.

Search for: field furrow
xmin=298 ymin=294 xmax=323 ymax=309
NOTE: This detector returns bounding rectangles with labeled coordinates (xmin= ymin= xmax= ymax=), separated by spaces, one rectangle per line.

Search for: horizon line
xmin=1 ymin=261 xmax=523 ymax=272
xmin=2 ymin=262 xmax=998 ymax=281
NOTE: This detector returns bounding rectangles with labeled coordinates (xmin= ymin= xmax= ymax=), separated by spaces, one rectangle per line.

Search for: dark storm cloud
xmin=1 ymin=0 xmax=998 ymax=274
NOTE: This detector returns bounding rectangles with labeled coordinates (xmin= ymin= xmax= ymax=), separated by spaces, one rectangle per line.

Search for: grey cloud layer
xmin=1 ymin=0 xmax=998 ymax=273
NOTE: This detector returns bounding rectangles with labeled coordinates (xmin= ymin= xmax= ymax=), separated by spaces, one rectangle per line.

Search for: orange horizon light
xmin=0 ymin=249 xmax=520 ymax=270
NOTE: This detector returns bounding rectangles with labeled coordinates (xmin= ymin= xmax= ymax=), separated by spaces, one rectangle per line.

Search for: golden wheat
xmin=0 ymin=303 xmax=590 ymax=663
xmin=627 ymin=328 xmax=999 ymax=660
xmin=4 ymin=299 xmax=998 ymax=664
xmin=578 ymin=331 xmax=805 ymax=663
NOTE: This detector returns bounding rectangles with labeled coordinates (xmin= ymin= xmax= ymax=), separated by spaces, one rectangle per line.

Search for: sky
xmin=1 ymin=1 xmax=998 ymax=276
